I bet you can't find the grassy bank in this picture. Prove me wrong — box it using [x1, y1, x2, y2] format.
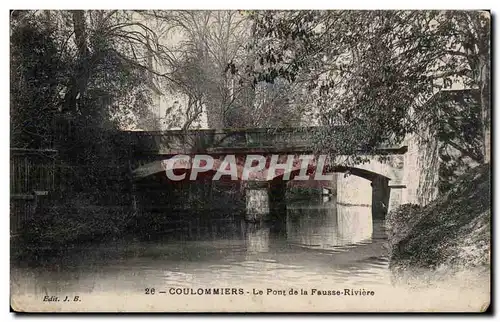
[12, 191, 246, 262]
[386, 163, 490, 276]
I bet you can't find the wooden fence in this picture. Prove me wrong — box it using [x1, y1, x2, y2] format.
[10, 148, 57, 236]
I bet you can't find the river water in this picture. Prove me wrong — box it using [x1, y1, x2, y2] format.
[11, 198, 392, 299]
[12, 195, 492, 312]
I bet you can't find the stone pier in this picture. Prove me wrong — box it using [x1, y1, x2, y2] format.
[244, 181, 270, 222]
[387, 183, 405, 214]
[371, 176, 390, 219]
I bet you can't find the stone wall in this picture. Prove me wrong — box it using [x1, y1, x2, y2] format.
[401, 126, 440, 206]
[402, 89, 482, 207]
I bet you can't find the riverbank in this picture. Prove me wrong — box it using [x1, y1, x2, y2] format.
[11, 197, 246, 264]
[386, 163, 491, 279]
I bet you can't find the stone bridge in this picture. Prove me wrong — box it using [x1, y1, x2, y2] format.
[119, 127, 411, 220]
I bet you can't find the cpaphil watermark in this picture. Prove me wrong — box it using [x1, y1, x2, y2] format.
[161, 154, 334, 181]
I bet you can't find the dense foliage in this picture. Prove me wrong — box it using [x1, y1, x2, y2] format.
[248, 10, 490, 163]
[10, 11, 162, 250]
[11, 11, 160, 189]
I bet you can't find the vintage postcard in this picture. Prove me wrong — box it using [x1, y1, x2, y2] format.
[10, 9, 491, 312]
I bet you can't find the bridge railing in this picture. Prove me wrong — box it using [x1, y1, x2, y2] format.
[122, 127, 406, 155]
[126, 127, 315, 154]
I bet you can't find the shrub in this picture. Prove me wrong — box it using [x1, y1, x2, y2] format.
[385, 203, 423, 247]
[17, 194, 135, 251]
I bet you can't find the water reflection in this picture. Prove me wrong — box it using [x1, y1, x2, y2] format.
[244, 224, 270, 253]
[286, 200, 373, 250]
[286, 202, 339, 249]
[337, 203, 373, 245]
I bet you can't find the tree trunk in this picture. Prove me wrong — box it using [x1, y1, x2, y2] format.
[64, 10, 90, 114]
[480, 58, 490, 164]
[473, 12, 491, 164]
[206, 103, 225, 129]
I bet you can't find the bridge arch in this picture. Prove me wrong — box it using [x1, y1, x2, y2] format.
[270, 166, 394, 219]
[131, 154, 405, 219]
[132, 154, 403, 183]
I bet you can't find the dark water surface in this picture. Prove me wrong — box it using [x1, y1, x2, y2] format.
[11, 199, 391, 297]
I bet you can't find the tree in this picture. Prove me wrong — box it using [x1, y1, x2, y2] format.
[136, 107, 162, 131]
[150, 10, 304, 130]
[11, 10, 186, 137]
[10, 12, 69, 148]
[10, 10, 183, 194]
[151, 10, 250, 129]
[249, 10, 491, 164]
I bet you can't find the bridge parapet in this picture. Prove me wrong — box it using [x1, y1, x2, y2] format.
[123, 128, 313, 155]
[122, 127, 405, 156]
